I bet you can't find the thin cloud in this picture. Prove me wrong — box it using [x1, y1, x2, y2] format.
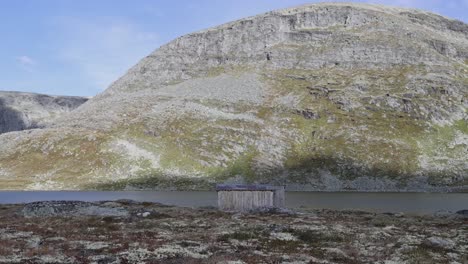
[52, 17, 159, 91]
[17, 55, 36, 66]
[16, 55, 37, 73]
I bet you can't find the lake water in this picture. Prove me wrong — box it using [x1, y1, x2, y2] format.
[0, 191, 466, 214]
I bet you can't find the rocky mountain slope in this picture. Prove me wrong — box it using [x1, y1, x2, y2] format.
[0, 91, 88, 134]
[0, 3, 466, 191]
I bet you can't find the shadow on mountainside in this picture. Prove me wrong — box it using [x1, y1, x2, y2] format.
[87, 154, 467, 191]
[0, 98, 29, 134]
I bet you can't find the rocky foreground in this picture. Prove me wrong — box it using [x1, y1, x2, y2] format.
[0, 201, 466, 263]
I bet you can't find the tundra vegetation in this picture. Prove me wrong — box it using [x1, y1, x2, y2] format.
[0, 201, 466, 263]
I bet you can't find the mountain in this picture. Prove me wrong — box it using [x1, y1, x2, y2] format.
[0, 91, 88, 134]
[0, 3, 466, 191]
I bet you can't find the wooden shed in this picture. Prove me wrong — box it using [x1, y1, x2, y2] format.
[216, 184, 285, 211]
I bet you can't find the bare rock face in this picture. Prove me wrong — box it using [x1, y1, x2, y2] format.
[102, 3, 467, 95]
[0, 91, 88, 134]
[0, 3, 466, 191]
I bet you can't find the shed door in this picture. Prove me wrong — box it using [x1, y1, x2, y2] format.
[218, 191, 274, 211]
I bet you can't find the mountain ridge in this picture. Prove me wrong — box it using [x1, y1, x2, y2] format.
[0, 2, 466, 191]
[0, 91, 88, 134]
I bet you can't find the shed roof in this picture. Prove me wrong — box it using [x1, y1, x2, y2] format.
[216, 184, 285, 191]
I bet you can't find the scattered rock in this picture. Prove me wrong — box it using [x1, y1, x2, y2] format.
[455, 209, 468, 215]
[434, 210, 454, 217]
[270, 232, 298, 241]
[324, 248, 350, 261]
[22, 201, 128, 217]
[84, 241, 110, 250]
[26, 237, 42, 248]
[142, 212, 151, 217]
[115, 199, 140, 205]
[295, 109, 320, 119]
[394, 212, 405, 218]
[423, 236, 456, 250]
[250, 207, 297, 215]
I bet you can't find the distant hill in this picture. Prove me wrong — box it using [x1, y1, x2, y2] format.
[0, 3, 466, 191]
[0, 91, 88, 134]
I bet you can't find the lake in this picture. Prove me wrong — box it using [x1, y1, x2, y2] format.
[0, 191, 466, 214]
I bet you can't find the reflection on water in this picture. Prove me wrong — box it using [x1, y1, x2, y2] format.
[286, 192, 467, 214]
[0, 191, 466, 214]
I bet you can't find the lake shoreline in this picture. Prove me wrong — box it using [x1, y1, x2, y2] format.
[0, 200, 466, 263]
[0, 191, 467, 215]
[2, 184, 467, 193]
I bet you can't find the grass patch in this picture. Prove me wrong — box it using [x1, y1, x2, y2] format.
[218, 232, 256, 242]
[91, 173, 215, 191]
[266, 239, 304, 253]
[291, 229, 345, 244]
[405, 244, 449, 264]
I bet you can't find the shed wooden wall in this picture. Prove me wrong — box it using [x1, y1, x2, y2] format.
[218, 191, 274, 211]
[273, 188, 285, 208]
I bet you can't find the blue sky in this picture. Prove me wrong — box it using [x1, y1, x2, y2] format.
[1, 0, 467, 96]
